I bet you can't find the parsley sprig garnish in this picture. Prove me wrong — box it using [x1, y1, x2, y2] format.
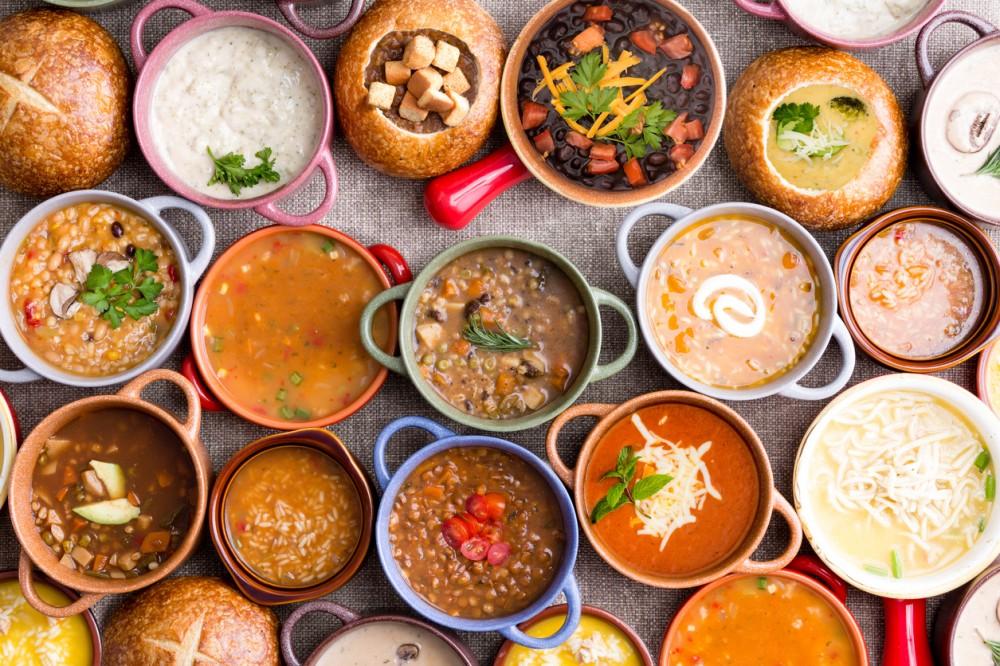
[773, 102, 821, 134]
[79, 249, 163, 329]
[773, 101, 848, 159]
[590, 446, 672, 523]
[609, 102, 678, 159]
[207, 146, 280, 197]
[461, 313, 534, 352]
[974, 145, 1000, 178]
[559, 52, 617, 123]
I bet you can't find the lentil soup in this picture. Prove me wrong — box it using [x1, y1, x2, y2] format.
[388, 446, 566, 619]
[10, 202, 181, 376]
[413, 248, 588, 420]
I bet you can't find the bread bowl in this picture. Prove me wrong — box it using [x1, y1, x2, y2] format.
[0, 10, 128, 197]
[334, 0, 505, 179]
[103, 577, 279, 665]
[724, 47, 906, 230]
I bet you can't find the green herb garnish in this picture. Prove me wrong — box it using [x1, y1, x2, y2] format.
[294, 407, 311, 420]
[980, 516, 988, 533]
[559, 52, 617, 123]
[79, 249, 163, 329]
[987, 474, 996, 502]
[609, 102, 678, 159]
[864, 564, 889, 576]
[289, 371, 304, 386]
[211, 337, 224, 353]
[975, 145, 1000, 178]
[982, 636, 1000, 665]
[757, 576, 768, 590]
[321, 239, 335, 254]
[207, 146, 280, 197]
[976, 448, 992, 472]
[890, 549, 902, 579]
[830, 96, 867, 118]
[279, 406, 294, 419]
[590, 446, 672, 524]
[462, 313, 534, 352]
[773, 102, 821, 134]
[276, 388, 287, 402]
[773, 102, 848, 159]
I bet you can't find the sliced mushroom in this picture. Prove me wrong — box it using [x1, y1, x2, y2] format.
[396, 644, 420, 663]
[946, 91, 1000, 153]
[67, 249, 97, 283]
[49, 283, 80, 319]
[96, 251, 130, 273]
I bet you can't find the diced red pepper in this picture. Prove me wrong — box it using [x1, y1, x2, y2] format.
[681, 64, 701, 90]
[670, 143, 696, 168]
[23, 300, 41, 328]
[532, 129, 556, 155]
[659, 33, 694, 59]
[589, 142, 617, 161]
[521, 101, 548, 130]
[665, 111, 689, 144]
[684, 118, 705, 140]
[623, 157, 648, 187]
[629, 29, 658, 55]
[167, 264, 179, 283]
[587, 159, 619, 174]
[582, 5, 613, 21]
[565, 130, 594, 150]
[571, 24, 605, 53]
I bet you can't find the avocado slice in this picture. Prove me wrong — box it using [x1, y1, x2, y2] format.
[88, 460, 126, 499]
[72, 498, 139, 525]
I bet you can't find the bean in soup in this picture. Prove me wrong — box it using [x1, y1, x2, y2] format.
[31, 408, 196, 579]
[414, 248, 588, 420]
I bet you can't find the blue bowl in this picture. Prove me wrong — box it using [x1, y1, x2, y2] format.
[374, 416, 582, 649]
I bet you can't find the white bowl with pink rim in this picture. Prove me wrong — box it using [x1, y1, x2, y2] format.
[130, 0, 338, 227]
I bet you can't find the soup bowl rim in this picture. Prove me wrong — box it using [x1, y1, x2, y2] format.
[978, 341, 999, 417]
[0, 390, 18, 512]
[933, 561, 1000, 664]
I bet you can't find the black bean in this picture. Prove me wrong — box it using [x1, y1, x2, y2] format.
[647, 152, 669, 166]
[110, 221, 123, 237]
[125, 244, 136, 258]
[556, 145, 575, 162]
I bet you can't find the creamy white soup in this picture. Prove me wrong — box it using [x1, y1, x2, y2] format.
[314, 622, 465, 666]
[150, 27, 324, 200]
[924, 42, 1000, 221]
[782, 0, 928, 40]
[953, 571, 1000, 664]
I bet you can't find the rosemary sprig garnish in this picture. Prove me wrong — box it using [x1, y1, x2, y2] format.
[975, 145, 1000, 178]
[980, 632, 1000, 665]
[461, 313, 534, 352]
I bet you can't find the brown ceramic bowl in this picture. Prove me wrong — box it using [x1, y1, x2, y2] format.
[492, 604, 653, 666]
[835, 205, 1000, 372]
[0, 569, 102, 664]
[979, 341, 1000, 416]
[208, 429, 373, 605]
[7, 369, 209, 617]
[546, 390, 802, 588]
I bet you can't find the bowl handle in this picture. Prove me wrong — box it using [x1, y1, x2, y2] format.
[778, 317, 856, 401]
[883, 598, 933, 666]
[785, 554, 848, 604]
[253, 148, 338, 227]
[732, 491, 803, 575]
[180, 355, 225, 412]
[916, 11, 998, 88]
[368, 244, 413, 285]
[118, 369, 203, 441]
[18, 551, 103, 617]
[374, 416, 455, 491]
[731, 0, 787, 20]
[424, 144, 533, 230]
[500, 577, 582, 649]
[0, 366, 41, 383]
[360, 283, 412, 375]
[591, 289, 638, 382]
[280, 600, 362, 666]
[545, 403, 615, 487]
[139, 196, 217, 281]
[615, 202, 694, 288]
[276, 0, 365, 40]
[130, 0, 212, 72]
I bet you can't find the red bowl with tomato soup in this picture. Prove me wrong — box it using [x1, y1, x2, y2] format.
[185, 225, 410, 430]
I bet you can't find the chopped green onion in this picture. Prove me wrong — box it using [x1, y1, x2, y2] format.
[276, 388, 287, 402]
[289, 371, 303, 386]
[890, 550, 902, 579]
[863, 564, 888, 576]
[279, 406, 294, 419]
[976, 449, 992, 472]
[211, 337, 224, 353]
[321, 239, 335, 254]
[980, 516, 988, 533]
[989, 474, 997, 502]
[756, 576, 767, 590]
[294, 407, 311, 420]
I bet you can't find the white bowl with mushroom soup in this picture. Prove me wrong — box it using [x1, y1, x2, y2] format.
[130, 0, 338, 226]
[794, 374, 1000, 599]
[915, 12, 1000, 226]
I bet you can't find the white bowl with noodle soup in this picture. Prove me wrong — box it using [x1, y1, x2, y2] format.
[794, 374, 1000, 599]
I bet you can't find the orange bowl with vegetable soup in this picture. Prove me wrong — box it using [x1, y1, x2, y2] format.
[186, 225, 410, 430]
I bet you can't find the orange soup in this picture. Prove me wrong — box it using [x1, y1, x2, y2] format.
[584, 403, 759, 577]
[202, 231, 392, 422]
[667, 574, 862, 665]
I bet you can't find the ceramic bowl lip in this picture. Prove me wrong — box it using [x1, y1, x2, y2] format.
[0, 391, 17, 512]
[978, 341, 999, 416]
[917, 32, 1000, 226]
[394, 236, 606, 433]
[793, 373, 1000, 600]
[770, 0, 945, 49]
[658, 567, 869, 665]
[559, 390, 778, 588]
[499, 0, 726, 209]
[189, 224, 397, 430]
[491, 603, 653, 666]
[936, 561, 1000, 660]
[131, 9, 334, 210]
[0, 569, 103, 665]
[375, 433, 579, 633]
[834, 205, 1000, 372]
[8, 387, 209, 595]
[0, 190, 200, 388]
[631, 201, 839, 400]
[208, 428, 374, 605]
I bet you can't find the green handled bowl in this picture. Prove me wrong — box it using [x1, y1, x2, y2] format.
[359, 236, 637, 432]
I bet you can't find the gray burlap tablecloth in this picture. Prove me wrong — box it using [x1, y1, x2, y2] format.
[1, 0, 998, 663]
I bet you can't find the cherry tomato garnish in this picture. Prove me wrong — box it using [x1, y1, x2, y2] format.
[483, 493, 506, 519]
[458, 512, 483, 535]
[460, 537, 490, 561]
[487, 542, 512, 566]
[441, 516, 471, 549]
[480, 519, 503, 544]
[465, 493, 489, 521]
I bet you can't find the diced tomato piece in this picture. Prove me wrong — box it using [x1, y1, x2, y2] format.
[460, 537, 491, 561]
[629, 29, 658, 55]
[487, 542, 512, 566]
[565, 130, 594, 150]
[466, 494, 489, 521]
[167, 264, 179, 283]
[483, 492, 506, 519]
[665, 111, 689, 144]
[442, 516, 471, 549]
[623, 157, 648, 187]
[659, 33, 693, 59]
[571, 24, 605, 53]
[480, 519, 504, 543]
[681, 64, 701, 90]
[684, 118, 705, 140]
[459, 511, 484, 535]
[23, 300, 41, 328]
[587, 159, 619, 174]
[532, 129, 556, 155]
[670, 143, 696, 168]
[582, 5, 613, 21]
[521, 101, 548, 130]
[589, 142, 617, 161]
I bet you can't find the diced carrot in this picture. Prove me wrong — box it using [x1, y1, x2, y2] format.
[571, 24, 605, 53]
[623, 157, 648, 187]
[467, 278, 485, 298]
[670, 143, 696, 168]
[589, 142, 617, 161]
[127, 490, 141, 507]
[424, 484, 445, 500]
[587, 159, 619, 174]
[665, 111, 689, 144]
[140, 530, 171, 554]
[61, 466, 77, 486]
[91, 553, 108, 572]
[157, 470, 174, 488]
[72, 518, 88, 532]
[684, 118, 705, 140]
[550, 365, 571, 391]
[681, 64, 701, 90]
[495, 372, 517, 398]
[533, 129, 556, 155]
[478, 309, 498, 326]
[451, 339, 471, 356]
[583, 5, 613, 21]
[442, 280, 458, 298]
[659, 33, 693, 59]
[56, 485, 70, 502]
[565, 130, 594, 150]
[521, 101, 548, 130]
[629, 29, 658, 55]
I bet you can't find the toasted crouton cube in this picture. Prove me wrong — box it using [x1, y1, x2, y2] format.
[384, 60, 411, 86]
[407, 67, 444, 99]
[399, 91, 429, 122]
[418, 88, 455, 113]
[443, 90, 470, 127]
[442, 68, 470, 95]
[402, 35, 435, 69]
[432, 40, 461, 72]
[366, 81, 397, 110]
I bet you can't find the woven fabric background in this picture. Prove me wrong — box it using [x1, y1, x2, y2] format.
[0, 0, 998, 663]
